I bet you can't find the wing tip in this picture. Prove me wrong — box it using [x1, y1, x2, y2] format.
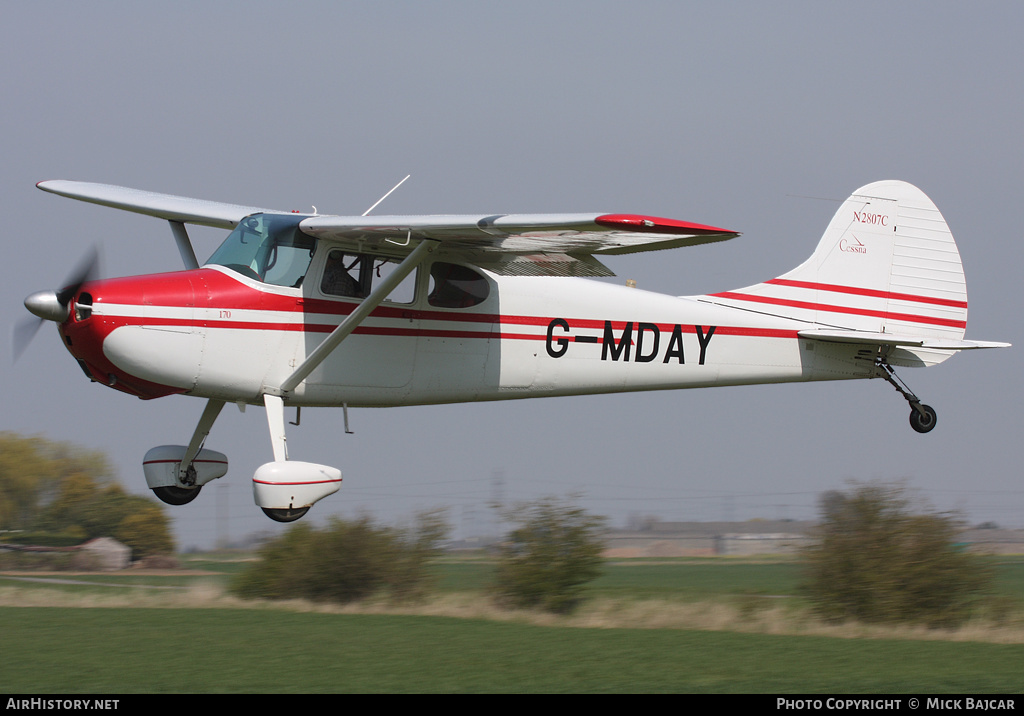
[595, 213, 737, 236]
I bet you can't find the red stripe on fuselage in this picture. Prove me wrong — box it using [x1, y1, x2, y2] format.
[95, 312, 800, 343]
[84, 268, 806, 348]
[709, 291, 967, 329]
[765, 278, 968, 309]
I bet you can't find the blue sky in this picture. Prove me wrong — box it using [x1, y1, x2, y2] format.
[3, 2, 1021, 548]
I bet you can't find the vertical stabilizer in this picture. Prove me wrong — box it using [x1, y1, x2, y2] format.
[705, 180, 968, 342]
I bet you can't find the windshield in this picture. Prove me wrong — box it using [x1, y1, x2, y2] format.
[205, 213, 317, 288]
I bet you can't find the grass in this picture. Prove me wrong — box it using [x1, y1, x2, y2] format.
[431, 555, 803, 597]
[993, 556, 1024, 594]
[1, 607, 1023, 693]
[1, 554, 1023, 692]
[591, 559, 802, 600]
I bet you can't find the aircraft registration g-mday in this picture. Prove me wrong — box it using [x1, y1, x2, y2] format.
[20, 179, 1010, 522]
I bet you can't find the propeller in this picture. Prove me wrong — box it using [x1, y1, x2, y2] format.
[13, 247, 100, 361]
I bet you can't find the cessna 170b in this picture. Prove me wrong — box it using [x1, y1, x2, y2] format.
[19, 179, 1009, 522]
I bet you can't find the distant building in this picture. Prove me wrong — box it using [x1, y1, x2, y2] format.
[604, 520, 815, 557]
[604, 520, 1024, 557]
[78, 537, 131, 571]
[960, 527, 1024, 555]
[0, 537, 131, 571]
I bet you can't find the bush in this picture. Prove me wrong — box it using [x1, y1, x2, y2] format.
[801, 483, 992, 627]
[0, 549, 77, 571]
[492, 497, 606, 614]
[116, 506, 174, 560]
[231, 510, 448, 604]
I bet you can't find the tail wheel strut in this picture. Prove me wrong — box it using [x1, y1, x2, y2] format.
[876, 360, 937, 434]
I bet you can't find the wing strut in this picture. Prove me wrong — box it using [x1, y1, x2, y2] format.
[169, 221, 200, 270]
[275, 238, 437, 395]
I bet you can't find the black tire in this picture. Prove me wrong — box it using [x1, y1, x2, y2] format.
[262, 506, 310, 523]
[909, 404, 937, 434]
[153, 485, 202, 505]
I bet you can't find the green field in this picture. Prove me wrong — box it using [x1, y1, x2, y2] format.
[3, 607, 1024, 693]
[428, 555, 805, 596]
[1, 556, 1022, 693]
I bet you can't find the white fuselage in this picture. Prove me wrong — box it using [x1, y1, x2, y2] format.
[66, 262, 872, 408]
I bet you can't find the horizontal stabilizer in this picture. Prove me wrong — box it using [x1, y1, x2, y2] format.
[917, 339, 1011, 350]
[798, 329, 925, 347]
[799, 329, 1010, 351]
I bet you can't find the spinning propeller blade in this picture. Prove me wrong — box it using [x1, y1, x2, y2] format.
[55, 246, 100, 307]
[14, 247, 100, 361]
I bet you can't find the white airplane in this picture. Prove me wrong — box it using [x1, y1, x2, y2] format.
[20, 179, 1009, 522]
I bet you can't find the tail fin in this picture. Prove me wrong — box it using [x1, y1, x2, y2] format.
[707, 180, 969, 343]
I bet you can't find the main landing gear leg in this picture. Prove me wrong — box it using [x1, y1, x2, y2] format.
[876, 360, 937, 434]
[254, 395, 341, 523]
[260, 394, 307, 523]
[179, 399, 226, 482]
[147, 398, 228, 506]
[250, 242, 435, 525]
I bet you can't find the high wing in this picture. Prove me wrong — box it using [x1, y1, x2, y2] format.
[37, 180, 739, 277]
[37, 180, 270, 229]
[299, 213, 737, 277]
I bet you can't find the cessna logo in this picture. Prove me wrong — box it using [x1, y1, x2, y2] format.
[546, 319, 716, 365]
[839, 235, 867, 254]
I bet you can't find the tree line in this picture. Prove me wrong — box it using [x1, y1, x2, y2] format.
[1, 433, 996, 625]
[0, 433, 174, 560]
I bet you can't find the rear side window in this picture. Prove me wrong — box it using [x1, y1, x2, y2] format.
[428, 263, 489, 308]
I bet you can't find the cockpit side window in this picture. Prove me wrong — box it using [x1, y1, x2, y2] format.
[427, 263, 489, 308]
[321, 251, 367, 298]
[320, 250, 417, 304]
[205, 213, 317, 288]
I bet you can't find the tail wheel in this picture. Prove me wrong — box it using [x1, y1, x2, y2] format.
[909, 404, 937, 434]
[153, 485, 202, 505]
